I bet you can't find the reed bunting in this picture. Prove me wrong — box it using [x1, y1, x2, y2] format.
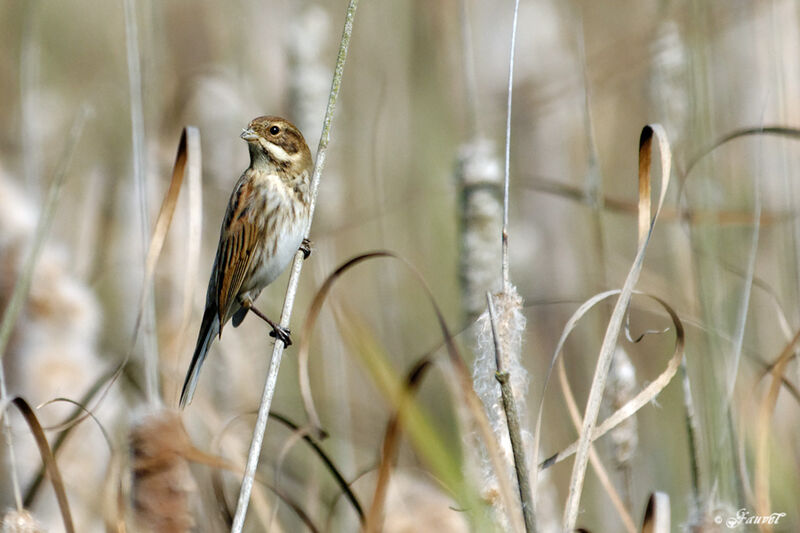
[179, 116, 313, 407]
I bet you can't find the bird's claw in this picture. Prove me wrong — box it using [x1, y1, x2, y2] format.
[300, 238, 312, 260]
[269, 325, 293, 347]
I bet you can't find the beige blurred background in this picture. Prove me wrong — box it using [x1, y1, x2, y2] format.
[1, 1, 799, 531]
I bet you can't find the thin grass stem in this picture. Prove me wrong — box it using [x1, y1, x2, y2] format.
[501, 0, 520, 289]
[459, 0, 480, 138]
[230, 1, 360, 530]
[123, 0, 159, 405]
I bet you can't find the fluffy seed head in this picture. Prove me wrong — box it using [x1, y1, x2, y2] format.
[1, 510, 43, 533]
[130, 411, 197, 533]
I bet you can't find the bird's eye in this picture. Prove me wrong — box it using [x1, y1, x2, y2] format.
[269, 125, 280, 135]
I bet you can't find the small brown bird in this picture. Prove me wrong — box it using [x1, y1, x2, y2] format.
[179, 116, 313, 408]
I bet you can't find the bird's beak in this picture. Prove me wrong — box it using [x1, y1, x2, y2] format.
[240, 128, 259, 142]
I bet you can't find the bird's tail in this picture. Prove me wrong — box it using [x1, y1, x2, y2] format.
[179, 308, 220, 408]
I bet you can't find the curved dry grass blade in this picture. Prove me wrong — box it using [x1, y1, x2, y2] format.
[139, 126, 199, 362]
[684, 126, 800, 179]
[724, 127, 762, 407]
[556, 354, 636, 533]
[540, 290, 682, 532]
[35, 398, 119, 512]
[195, 436, 321, 533]
[25, 365, 116, 505]
[209, 411, 365, 528]
[3, 398, 75, 533]
[298, 252, 388, 432]
[37, 398, 114, 454]
[521, 176, 795, 226]
[365, 357, 432, 533]
[297, 251, 521, 531]
[754, 328, 800, 523]
[35, 399, 117, 528]
[174, 128, 203, 388]
[561, 124, 672, 531]
[104, 452, 126, 533]
[324, 462, 380, 530]
[531, 290, 619, 491]
[270, 412, 365, 523]
[540, 291, 684, 470]
[263, 482, 321, 533]
[270, 423, 316, 530]
[209, 465, 322, 533]
[641, 492, 670, 533]
[334, 310, 470, 510]
[49, 127, 198, 432]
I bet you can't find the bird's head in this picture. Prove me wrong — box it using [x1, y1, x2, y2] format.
[241, 116, 312, 173]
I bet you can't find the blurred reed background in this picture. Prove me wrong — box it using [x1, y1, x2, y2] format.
[1, 0, 799, 531]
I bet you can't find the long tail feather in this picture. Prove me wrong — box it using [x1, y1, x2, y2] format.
[179, 308, 220, 408]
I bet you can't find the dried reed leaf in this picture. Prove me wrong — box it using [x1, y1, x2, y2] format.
[532, 289, 683, 532]
[259, 484, 320, 533]
[543, 124, 672, 531]
[557, 352, 636, 533]
[522, 176, 795, 226]
[641, 492, 670, 533]
[365, 357, 432, 533]
[175, 129, 203, 379]
[48, 127, 199, 433]
[532, 289, 616, 482]
[754, 329, 800, 525]
[137, 127, 201, 361]
[103, 452, 126, 533]
[0, 397, 75, 533]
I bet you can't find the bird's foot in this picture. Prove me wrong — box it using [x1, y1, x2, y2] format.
[242, 299, 292, 347]
[300, 238, 312, 260]
[269, 325, 293, 347]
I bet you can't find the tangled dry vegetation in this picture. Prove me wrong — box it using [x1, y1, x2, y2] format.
[1, 1, 800, 532]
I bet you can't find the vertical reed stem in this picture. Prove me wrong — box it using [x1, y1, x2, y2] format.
[230, 2, 359, 530]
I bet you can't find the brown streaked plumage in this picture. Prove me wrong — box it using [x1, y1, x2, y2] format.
[179, 116, 312, 408]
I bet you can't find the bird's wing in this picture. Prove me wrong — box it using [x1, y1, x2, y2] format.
[214, 179, 262, 328]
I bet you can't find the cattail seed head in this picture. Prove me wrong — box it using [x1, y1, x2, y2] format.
[129, 410, 197, 533]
